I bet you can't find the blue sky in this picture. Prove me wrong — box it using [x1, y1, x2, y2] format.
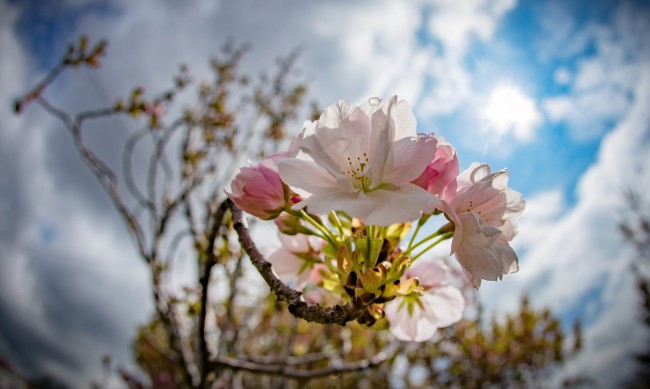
[1, 0, 649, 387]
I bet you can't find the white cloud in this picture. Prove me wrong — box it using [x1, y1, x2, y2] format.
[543, 87, 631, 140]
[428, 0, 516, 57]
[553, 67, 572, 85]
[482, 62, 650, 386]
[418, 0, 518, 119]
[511, 190, 565, 253]
[540, 3, 650, 141]
[534, 1, 588, 62]
[0, 17, 152, 378]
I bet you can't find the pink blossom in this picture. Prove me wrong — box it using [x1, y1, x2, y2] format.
[439, 163, 525, 288]
[411, 135, 459, 197]
[444, 163, 525, 227]
[267, 233, 326, 289]
[384, 259, 464, 342]
[276, 96, 439, 226]
[227, 157, 289, 220]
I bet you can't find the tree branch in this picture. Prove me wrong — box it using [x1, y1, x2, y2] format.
[34, 95, 197, 388]
[208, 343, 396, 379]
[35, 96, 150, 262]
[122, 129, 155, 212]
[149, 267, 197, 387]
[229, 199, 367, 325]
[199, 200, 230, 387]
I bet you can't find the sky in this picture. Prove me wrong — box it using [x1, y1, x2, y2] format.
[1, 0, 649, 387]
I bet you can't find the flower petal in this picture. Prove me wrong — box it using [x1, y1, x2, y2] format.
[383, 135, 438, 185]
[389, 98, 418, 140]
[405, 259, 451, 288]
[366, 97, 396, 185]
[278, 233, 310, 253]
[363, 184, 439, 226]
[301, 100, 373, 178]
[268, 248, 303, 282]
[453, 212, 504, 288]
[385, 300, 437, 342]
[277, 158, 351, 194]
[294, 189, 376, 218]
[421, 285, 465, 328]
[361, 96, 417, 140]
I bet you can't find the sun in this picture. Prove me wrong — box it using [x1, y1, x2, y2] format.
[483, 85, 541, 141]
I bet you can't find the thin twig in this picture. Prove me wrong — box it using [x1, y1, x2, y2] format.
[122, 128, 154, 211]
[35, 96, 150, 261]
[15, 61, 67, 113]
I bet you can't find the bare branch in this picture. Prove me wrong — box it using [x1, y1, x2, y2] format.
[146, 123, 175, 222]
[222, 253, 245, 354]
[150, 266, 197, 387]
[208, 343, 396, 379]
[245, 352, 331, 366]
[34, 95, 197, 388]
[35, 96, 151, 262]
[198, 200, 230, 386]
[122, 129, 154, 211]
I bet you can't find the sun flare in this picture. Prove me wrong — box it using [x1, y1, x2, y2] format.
[483, 85, 541, 141]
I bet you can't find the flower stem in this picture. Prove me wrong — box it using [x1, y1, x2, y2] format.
[403, 222, 454, 257]
[330, 211, 352, 254]
[300, 210, 336, 247]
[330, 211, 344, 235]
[407, 215, 429, 251]
[409, 232, 454, 262]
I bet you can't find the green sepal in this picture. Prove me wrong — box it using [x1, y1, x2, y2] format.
[336, 246, 352, 276]
[367, 237, 383, 268]
[323, 243, 338, 261]
[384, 222, 411, 250]
[359, 266, 387, 294]
[355, 236, 384, 270]
[275, 213, 313, 235]
[398, 277, 420, 296]
[387, 254, 410, 282]
[355, 236, 369, 265]
[381, 279, 401, 299]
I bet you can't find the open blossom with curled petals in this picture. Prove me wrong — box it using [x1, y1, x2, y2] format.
[445, 162, 525, 227]
[440, 206, 519, 288]
[439, 163, 525, 288]
[267, 233, 326, 289]
[385, 259, 464, 342]
[227, 157, 289, 220]
[411, 135, 459, 197]
[276, 96, 440, 226]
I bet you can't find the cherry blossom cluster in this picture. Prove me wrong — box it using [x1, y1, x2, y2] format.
[227, 96, 525, 342]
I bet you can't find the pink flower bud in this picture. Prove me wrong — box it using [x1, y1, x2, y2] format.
[411, 135, 459, 197]
[227, 158, 288, 220]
